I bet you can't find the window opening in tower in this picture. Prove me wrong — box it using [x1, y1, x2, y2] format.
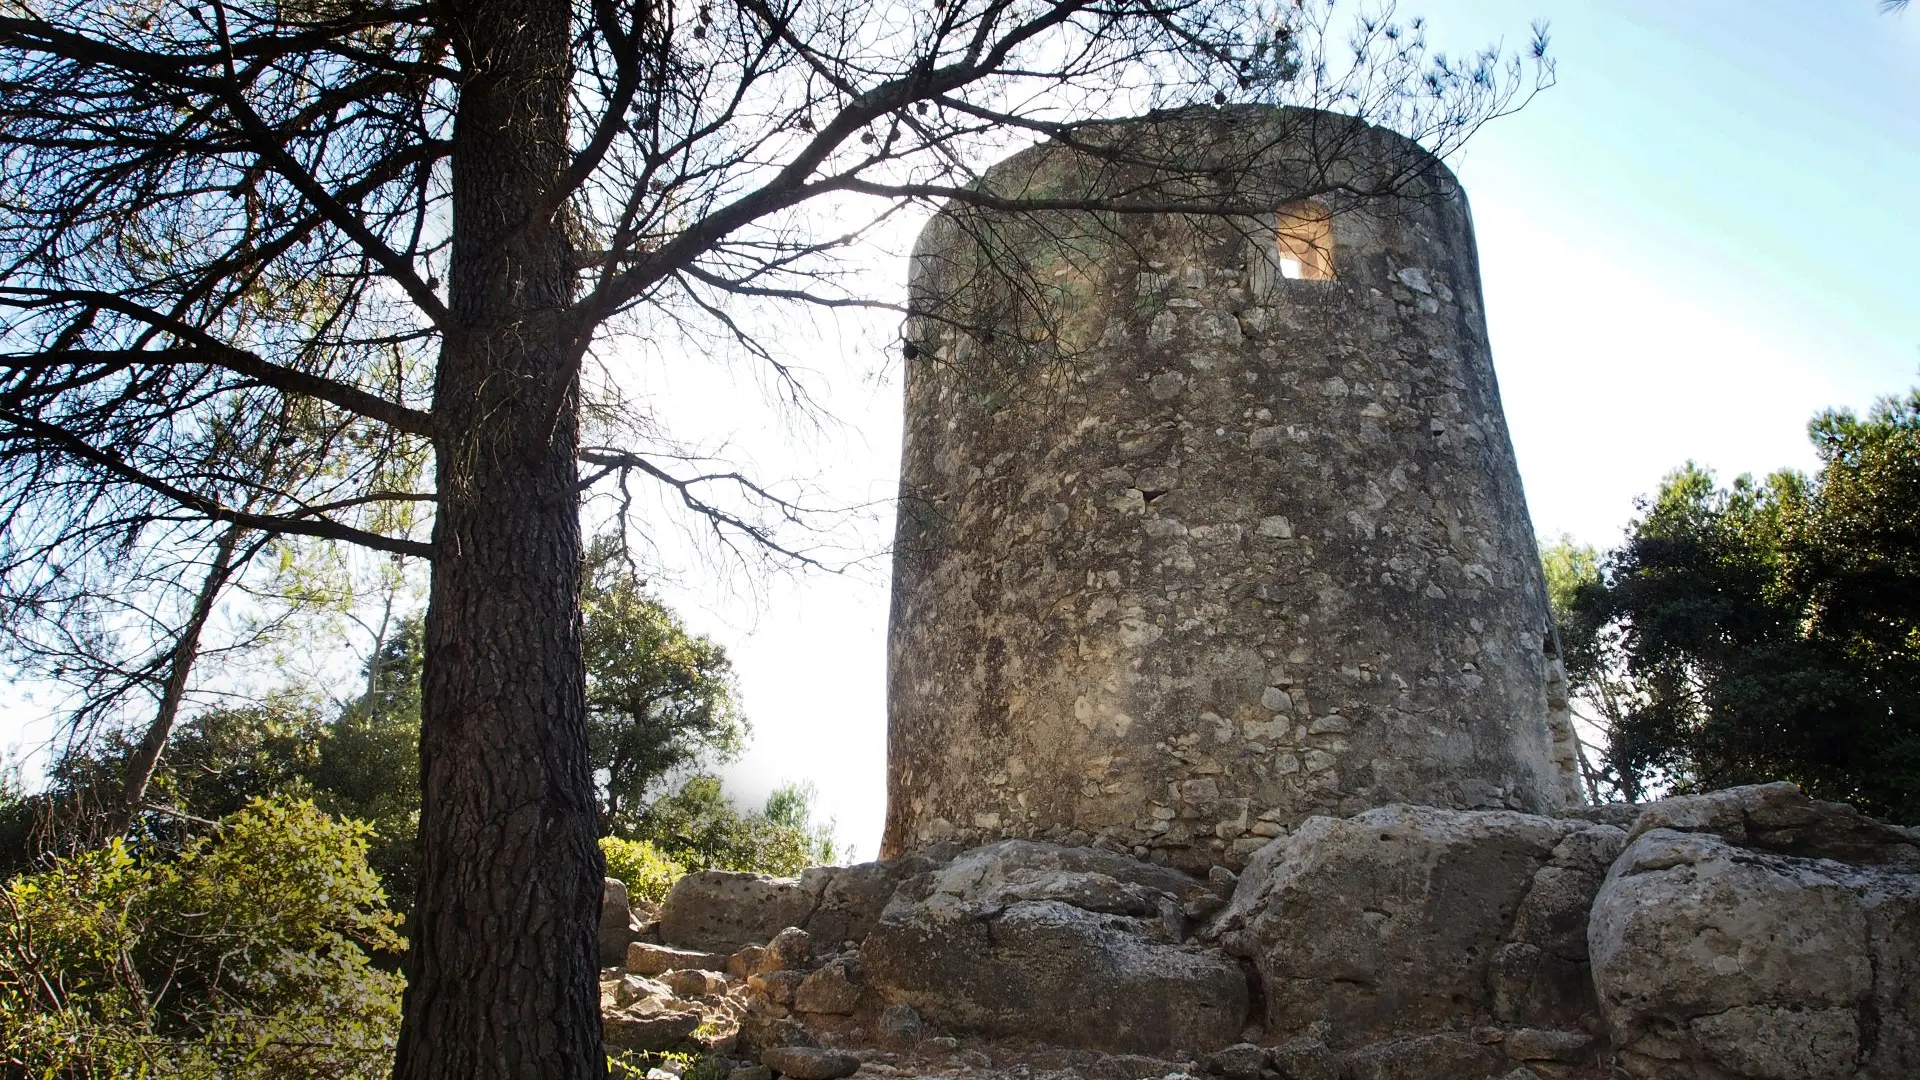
[1276, 201, 1335, 280]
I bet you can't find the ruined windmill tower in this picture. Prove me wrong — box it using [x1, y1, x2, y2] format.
[883, 107, 1582, 871]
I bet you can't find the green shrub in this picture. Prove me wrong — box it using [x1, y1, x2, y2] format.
[623, 776, 840, 880]
[599, 836, 685, 905]
[0, 798, 404, 1079]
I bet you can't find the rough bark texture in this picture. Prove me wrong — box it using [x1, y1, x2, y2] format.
[395, 0, 605, 1076]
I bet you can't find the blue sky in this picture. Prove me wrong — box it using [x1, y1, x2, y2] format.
[5, 2, 1916, 856]
[1426, 0, 1919, 543]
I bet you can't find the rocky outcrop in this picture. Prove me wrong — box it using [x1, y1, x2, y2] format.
[660, 871, 821, 954]
[628, 941, 730, 976]
[602, 877, 642, 967]
[1212, 804, 1618, 1043]
[1589, 786, 1920, 1080]
[862, 840, 1247, 1054]
[801, 850, 956, 948]
[657, 850, 958, 955]
[1491, 821, 1625, 1027]
[601, 783, 1914, 1080]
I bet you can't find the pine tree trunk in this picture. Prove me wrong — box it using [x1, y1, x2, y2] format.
[395, 0, 605, 1075]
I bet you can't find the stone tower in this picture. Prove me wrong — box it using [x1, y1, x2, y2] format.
[884, 107, 1581, 871]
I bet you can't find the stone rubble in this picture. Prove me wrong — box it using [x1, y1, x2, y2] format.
[601, 784, 1916, 1080]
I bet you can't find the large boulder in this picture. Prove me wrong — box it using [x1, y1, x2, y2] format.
[1213, 804, 1616, 1043]
[1589, 785, 1920, 1080]
[862, 840, 1248, 1054]
[801, 849, 955, 947]
[602, 877, 640, 967]
[658, 851, 959, 954]
[1489, 820, 1625, 1026]
[660, 871, 821, 953]
[1624, 781, 1920, 868]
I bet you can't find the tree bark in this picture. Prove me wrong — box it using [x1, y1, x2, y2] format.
[395, 0, 604, 1076]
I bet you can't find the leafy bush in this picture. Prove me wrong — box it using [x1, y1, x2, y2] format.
[0, 798, 404, 1079]
[627, 776, 840, 879]
[599, 836, 685, 905]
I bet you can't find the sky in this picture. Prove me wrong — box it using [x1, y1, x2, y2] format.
[4, 1, 1917, 861]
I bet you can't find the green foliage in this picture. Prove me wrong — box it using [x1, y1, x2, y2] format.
[582, 537, 746, 833]
[0, 760, 33, 878]
[305, 623, 424, 911]
[1540, 534, 1601, 627]
[627, 776, 839, 878]
[598, 836, 685, 905]
[0, 798, 403, 1079]
[147, 695, 327, 822]
[11, 540, 815, 912]
[1554, 389, 1920, 820]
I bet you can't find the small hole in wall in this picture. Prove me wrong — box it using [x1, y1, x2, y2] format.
[1276, 201, 1334, 280]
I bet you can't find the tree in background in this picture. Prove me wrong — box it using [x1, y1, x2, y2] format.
[599, 778, 841, 904]
[583, 537, 745, 833]
[1548, 389, 1920, 821]
[626, 775, 837, 875]
[8, 556, 771, 909]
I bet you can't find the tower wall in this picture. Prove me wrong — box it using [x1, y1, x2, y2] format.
[884, 108, 1579, 870]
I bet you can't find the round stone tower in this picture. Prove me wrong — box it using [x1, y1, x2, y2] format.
[884, 107, 1580, 870]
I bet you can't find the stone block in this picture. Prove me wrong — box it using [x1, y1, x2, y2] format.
[1590, 789, 1920, 1080]
[758, 1047, 860, 1080]
[1214, 805, 1575, 1042]
[660, 871, 819, 953]
[627, 941, 728, 976]
[863, 840, 1247, 1054]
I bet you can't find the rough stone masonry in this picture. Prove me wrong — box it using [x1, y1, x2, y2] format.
[884, 106, 1583, 869]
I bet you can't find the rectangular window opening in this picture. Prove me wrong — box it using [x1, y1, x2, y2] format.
[1277, 201, 1335, 281]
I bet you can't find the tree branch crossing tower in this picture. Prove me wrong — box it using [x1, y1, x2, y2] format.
[884, 108, 1582, 870]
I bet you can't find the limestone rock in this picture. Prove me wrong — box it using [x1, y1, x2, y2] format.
[1626, 782, 1920, 868]
[628, 941, 729, 976]
[661, 870, 819, 952]
[602, 877, 639, 967]
[603, 1003, 705, 1053]
[748, 969, 807, 1010]
[1199, 1042, 1266, 1080]
[1590, 786, 1920, 1080]
[661, 967, 728, 999]
[876, 1003, 923, 1048]
[729, 1068, 774, 1080]
[794, 960, 861, 1015]
[758, 1047, 860, 1080]
[1490, 823, 1624, 1026]
[1341, 1033, 1502, 1080]
[763, 926, 812, 973]
[1266, 1038, 1337, 1080]
[729, 945, 766, 978]
[863, 840, 1248, 1054]
[801, 850, 955, 946]
[1496, 1028, 1593, 1065]
[736, 1014, 819, 1057]
[1214, 805, 1580, 1042]
[613, 974, 673, 1007]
